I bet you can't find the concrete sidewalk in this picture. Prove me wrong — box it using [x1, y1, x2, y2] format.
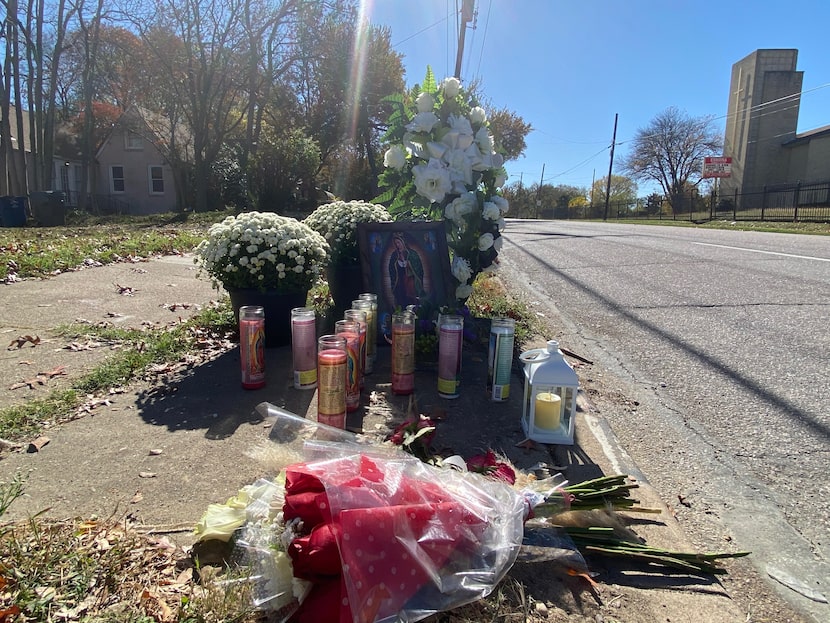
[0, 254, 753, 623]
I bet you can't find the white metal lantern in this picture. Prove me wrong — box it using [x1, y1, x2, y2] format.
[520, 340, 579, 445]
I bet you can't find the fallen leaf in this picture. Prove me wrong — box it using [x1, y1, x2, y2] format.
[139, 471, 157, 478]
[27, 436, 51, 453]
[131, 491, 144, 504]
[43, 365, 66, 378]
[149, 448, 163, 456]
[7, 335, 41, 350]
[114, 283, 137, 296]
[0, 605, 22, 622]
[515, 438, 539, 450]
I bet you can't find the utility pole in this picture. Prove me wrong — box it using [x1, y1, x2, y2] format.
[454, 0, 475, 79]
[603, 113, 618, 221]
[535, 164, 545, 219]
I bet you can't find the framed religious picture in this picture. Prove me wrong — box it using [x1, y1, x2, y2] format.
[357, 221, 454, 343]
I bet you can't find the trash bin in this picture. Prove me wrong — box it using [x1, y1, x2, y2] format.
[30, 191, 65, 227]
[0, 196, 28, 227]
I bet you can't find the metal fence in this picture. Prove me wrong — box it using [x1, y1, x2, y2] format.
[579, 180, 830, 223]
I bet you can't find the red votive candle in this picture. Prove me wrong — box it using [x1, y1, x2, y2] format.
[239, 305, 265, 389]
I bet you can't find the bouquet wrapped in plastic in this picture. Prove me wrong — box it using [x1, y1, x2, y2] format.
[220, 404, 526, 623]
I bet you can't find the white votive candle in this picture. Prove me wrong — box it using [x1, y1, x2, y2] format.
[534, 392, 562, 430]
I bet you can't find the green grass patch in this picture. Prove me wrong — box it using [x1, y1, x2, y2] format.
[467, 272, 542, 348]
[0, 210, 239, 281]
[0, 302, 236, 442]
[599, 217, 830, 235]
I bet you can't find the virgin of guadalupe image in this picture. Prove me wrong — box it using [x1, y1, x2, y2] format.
[388, 232, 426, 308]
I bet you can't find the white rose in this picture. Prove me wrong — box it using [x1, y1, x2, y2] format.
[451, 192, 477, 219]
[445, 114, 474, 150]
[494, 236, 504, 251]
[475, 126, 494, 153]
[427, 142, 447, 159]
[416, 92, 435, 112]
[383, 145, 407, 169]
[451, 256, 472, 283]
[490, 195, 509, 215]
[495, 170, 507, 188]
[442, 76, 461, 98]
[478, 233, 494, 251]
[482, 201, 500, 221]
[406, 111, 440, 133]
[442, 148, 473, 190]
[411, 159, 452, 204]
[469, 106, 487, 125]
[456, 283, 473, 299]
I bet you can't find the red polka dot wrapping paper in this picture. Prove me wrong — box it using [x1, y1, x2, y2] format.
[285, 453, 526, 623]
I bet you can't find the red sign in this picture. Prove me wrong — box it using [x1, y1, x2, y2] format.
[703, 156, 732, 178]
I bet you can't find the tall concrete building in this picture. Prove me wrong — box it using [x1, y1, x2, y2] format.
[721, 49, 830, 205]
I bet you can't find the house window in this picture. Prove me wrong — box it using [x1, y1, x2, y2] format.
[149, 166, 164, 194]
[60, 164, 70, 192]
[125, 131, 143, 150]
[111, 165, 125, 193]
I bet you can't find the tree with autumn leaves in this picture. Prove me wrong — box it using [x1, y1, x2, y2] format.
[1, 0, 530, 213]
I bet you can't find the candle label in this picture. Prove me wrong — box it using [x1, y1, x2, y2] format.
[342, 333, 361, 411]
[318, 357, 346, 418]
[438, 325, 462, 398]
[391, 324, 415, 394]
[392, 326, 415, 374]
[487, 327, 514, 401]
[240, 318, 265, 389]
[292, 318, 317, 390]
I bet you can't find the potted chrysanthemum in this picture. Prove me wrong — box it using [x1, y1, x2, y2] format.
[304, 200, 392, 313]
[194, 211, 329, 346]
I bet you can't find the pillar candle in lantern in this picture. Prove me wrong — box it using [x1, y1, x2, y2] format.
[534, 392, 562, 430]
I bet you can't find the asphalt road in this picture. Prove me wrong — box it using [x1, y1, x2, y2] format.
[499, 219, 830, 621]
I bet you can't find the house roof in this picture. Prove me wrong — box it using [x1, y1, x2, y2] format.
[783, 123, 830, 147]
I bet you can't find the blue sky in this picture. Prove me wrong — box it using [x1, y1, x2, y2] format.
[366, 0, 830, 197]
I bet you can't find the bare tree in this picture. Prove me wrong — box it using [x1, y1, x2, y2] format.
[621, 106, 722, 214]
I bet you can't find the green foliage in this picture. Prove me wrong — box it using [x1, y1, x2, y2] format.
[0, 472, 27, 519]
[0, 220, 209, 280]
[0, 301, 236, 442]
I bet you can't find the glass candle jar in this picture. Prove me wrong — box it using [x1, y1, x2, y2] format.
[291, 307, 317, 390]
[353, 296, 377, 374]
[239, 305, 265, 389]
[344, 309, 367, 389]
[391, 310, 415, 395]
[335, 319, 361, 412]
[317, 335, 347, 428]
[438, 314, 463, 399]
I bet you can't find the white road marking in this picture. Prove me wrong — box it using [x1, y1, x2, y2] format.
[693, 242, 830, 262]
